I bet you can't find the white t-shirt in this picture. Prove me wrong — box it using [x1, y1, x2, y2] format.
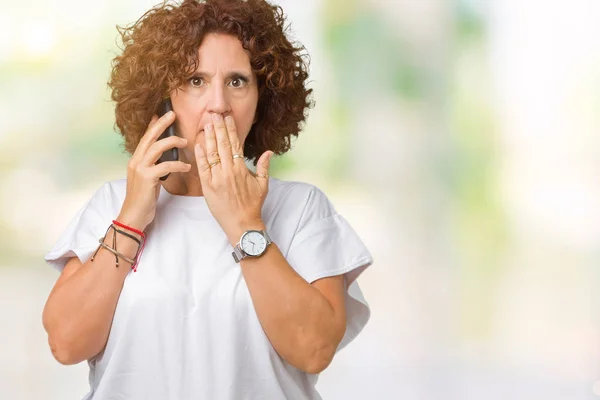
[45, 177, 373, 400]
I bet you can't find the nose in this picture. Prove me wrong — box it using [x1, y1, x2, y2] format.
[206, 82, 231, 117]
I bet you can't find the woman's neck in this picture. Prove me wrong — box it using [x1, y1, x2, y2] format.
[161, 170, 204, 197]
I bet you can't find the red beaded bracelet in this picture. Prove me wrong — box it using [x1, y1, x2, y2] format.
[112, 219, 147, 272]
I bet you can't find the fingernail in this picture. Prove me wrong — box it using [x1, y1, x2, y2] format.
[167, 110, 174, 117]
[212, 114, 222, 121]
[225, 116, 233, 124]
[205, 123, 213, 132]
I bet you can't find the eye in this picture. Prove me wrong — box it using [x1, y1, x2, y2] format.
[189, 77, 205, 88]
[229, 77, 247, 88]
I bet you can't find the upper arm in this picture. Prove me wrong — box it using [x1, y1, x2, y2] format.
[311, 275, 347, 342]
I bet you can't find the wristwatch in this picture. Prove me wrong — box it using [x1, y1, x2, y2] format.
[232, 229, 272, 263]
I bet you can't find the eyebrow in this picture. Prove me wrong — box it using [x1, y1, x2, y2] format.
[190, 70, 253, 80]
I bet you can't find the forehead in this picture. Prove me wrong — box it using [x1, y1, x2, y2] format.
[195, 33, 252, 71]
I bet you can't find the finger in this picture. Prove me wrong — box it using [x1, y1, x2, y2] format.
[212, 113, 233, 168]
[133, 111, 176, 161]
[148, 114, 159, 129]
[255, 151, 273, 188]
[204, 122, 220, 166]
[149, 161, 192, 178]
[142, 136, 188, 166]
[224, 116, 243, 158]
[194, 143, 212, 183]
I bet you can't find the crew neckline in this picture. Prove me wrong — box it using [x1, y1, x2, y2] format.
[157, 177, 277, 209]
[159, 184, 208, 209]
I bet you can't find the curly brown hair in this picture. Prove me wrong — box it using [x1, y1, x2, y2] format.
[108, 0, 313, 165]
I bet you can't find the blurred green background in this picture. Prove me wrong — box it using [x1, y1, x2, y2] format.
[1, 0, 600, 399]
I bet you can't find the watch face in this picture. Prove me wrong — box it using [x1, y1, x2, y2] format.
[240, 231, 267, 256]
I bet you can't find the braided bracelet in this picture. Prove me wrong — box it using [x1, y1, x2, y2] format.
[91, 223, 145, 270]
[98, 240, 136, 265]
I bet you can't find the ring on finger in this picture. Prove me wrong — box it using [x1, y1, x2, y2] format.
[257, 173, 268, 179]
[232, 154, 244, 160]
[209, 158, 221, 168]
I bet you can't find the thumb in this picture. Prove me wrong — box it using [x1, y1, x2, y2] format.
[256, 151, 273, 179]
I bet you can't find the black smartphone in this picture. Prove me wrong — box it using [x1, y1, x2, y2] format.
[156, 98, 179, 181]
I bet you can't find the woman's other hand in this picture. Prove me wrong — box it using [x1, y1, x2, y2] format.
[118, 111, 191, 231]
[194, 113, 273, 244]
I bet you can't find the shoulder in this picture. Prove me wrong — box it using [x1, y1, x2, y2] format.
[266, 177, 337, 224]
[268, 176, 331, 203]
[100, 178, 128, 206]
[268, 177, 316, 199]
[104, 178, 127, 198]
[83, 178, 127, 213]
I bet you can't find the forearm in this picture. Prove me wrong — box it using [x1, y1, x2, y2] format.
[43, 221, 141, 364]
[236, 228, 345, 373]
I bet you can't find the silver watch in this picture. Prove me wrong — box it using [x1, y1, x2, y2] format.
[232, 229, 272, 263]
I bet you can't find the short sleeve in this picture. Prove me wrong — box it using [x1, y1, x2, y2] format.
[285, 186, 373, 352]
[44, 183, 113, 273]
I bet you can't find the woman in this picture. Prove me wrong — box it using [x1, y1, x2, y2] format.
[42, 0, 373, 399]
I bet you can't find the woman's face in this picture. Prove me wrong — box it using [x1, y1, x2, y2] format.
[170, 33, 259, 163]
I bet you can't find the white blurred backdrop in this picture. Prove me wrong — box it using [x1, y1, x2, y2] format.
[1, 0, 599, 399]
